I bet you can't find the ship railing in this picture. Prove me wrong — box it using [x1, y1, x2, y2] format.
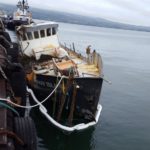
[61, 43, 103, 74]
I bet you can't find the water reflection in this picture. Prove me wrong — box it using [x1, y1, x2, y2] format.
[31, 109, 96, 150]
[28, 23, 150, 150]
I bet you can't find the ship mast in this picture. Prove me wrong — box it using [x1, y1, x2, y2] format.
[22, 0, 25, 13]
[16, 0, 29, 14]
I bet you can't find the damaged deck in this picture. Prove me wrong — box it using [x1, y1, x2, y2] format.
[30, 47, 102, 78]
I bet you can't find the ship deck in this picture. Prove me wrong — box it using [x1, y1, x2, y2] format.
[33, 49, 101, 78]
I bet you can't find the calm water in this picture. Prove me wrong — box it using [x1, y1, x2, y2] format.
[31, 23, 150, 150]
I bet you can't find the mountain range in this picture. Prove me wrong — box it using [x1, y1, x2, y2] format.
[1, 3, 150, 32]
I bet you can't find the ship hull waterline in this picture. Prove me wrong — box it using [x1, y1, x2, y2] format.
[27, 74, 103, 132]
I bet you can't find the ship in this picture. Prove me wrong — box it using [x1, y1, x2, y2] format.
[7, 0, 33, 30]
[0, 10, 7, 21]
[16, 20, 104, 132]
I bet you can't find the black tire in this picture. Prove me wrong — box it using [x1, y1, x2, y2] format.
[0, 31, 11, 49]
[14, 117, 37, 150]
[7, 43, 19, 63]
[7, 22, 15, 30]
[10, 69, 26, 117]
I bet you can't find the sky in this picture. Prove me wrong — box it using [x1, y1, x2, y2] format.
[1, 0, 150, 26]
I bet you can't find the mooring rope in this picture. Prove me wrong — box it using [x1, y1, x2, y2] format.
[0, 76, 64, 109]
[0, 129, 25, 146]
[0, 66, 7, 79]
[0, 101, 20, 116]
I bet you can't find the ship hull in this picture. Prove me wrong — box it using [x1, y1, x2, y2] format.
[7, 20, 30, 30]
[28, 74, 103, 128]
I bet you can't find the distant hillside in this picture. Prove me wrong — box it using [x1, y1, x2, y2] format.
[1, 3, 150, 32]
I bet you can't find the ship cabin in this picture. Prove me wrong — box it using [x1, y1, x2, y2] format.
[17, 22, 60, 59]
[17, 21, 102, 78]
[13, 0, 32, 25]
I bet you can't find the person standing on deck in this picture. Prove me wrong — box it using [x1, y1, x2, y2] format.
[86, 45, 91, 64]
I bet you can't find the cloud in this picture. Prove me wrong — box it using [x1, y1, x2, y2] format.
[0, 0, 150, 26]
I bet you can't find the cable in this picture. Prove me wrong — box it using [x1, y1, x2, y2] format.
[0, 75, 64, 109]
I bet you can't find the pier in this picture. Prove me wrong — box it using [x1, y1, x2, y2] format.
[0, 18, 37, 150]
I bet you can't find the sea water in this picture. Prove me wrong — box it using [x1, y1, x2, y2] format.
[33, 22, 150, 150]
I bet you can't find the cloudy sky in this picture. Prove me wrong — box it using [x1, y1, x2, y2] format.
[1, 0, 150, 26]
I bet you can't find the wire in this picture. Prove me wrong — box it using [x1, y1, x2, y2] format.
[22, 42, 29, 53]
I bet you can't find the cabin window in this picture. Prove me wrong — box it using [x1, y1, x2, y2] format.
[40, 30, 45, 38]
[47, 28, 51, 36]
[27, 32, 33, 40]
[52, 27, 56, 35]
[22, 34, 27, 41]
[18, 35, 21, 41]
[34, 31, 39, 39]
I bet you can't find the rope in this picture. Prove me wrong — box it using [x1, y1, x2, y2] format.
[0, 35, 13, 50]
[0, 101, 20, 117]
[22, 42, 30, 53]
[0, 129, 24, 146]
[0, 44, 7, 55]
[57, 74, 74, 122]
[0, 66, 7, 79]
[0, 76, 64, 109]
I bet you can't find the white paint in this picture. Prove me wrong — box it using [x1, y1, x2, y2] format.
[21, 35, 59, 56]
[17, 22, 62, 58]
